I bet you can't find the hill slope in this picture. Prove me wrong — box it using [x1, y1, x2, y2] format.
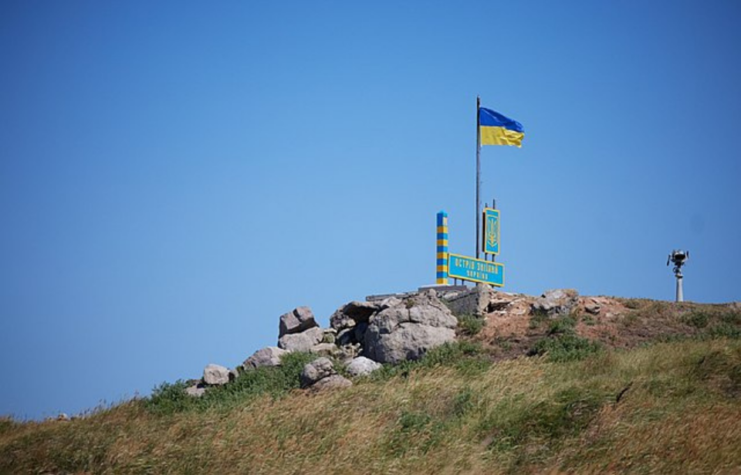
[2, 296, 740, 474]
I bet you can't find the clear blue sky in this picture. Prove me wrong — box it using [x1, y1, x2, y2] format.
[2, 1, 740, 420]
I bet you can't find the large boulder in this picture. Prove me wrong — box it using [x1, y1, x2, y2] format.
[279, 306, 318, 337]
[278, 326, 324, 352]
[243, 346, 289, 370]
[364, 290, 458, 364]
[329, 300, 382, 330]
[532, 289, 579, 317]
[346, 356, 382, 377]
[203, 364, 230, 386]
[300, 357, 336, 387]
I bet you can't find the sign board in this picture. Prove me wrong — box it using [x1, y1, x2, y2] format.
[483, 208, 500, 255]
[448, 253, 505, 287]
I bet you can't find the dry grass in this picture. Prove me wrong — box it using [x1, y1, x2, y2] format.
[2, 339, 741, 474]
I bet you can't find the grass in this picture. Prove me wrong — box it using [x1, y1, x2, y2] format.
[457, 314, 484, 336]
[2, 339, 741, 474]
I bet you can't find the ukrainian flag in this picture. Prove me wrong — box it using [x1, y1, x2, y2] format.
[479, 107, 524, 147]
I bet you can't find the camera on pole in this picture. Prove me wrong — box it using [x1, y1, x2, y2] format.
[667, 250, 689, 302]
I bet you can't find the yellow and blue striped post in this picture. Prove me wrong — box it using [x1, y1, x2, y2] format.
[436, 211, 449, 285]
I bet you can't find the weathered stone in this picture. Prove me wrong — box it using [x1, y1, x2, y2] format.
[364, 289, 458, 364]
[336, 327, 356, 346]
[354, 321, 369, 342]
[203, 364, 230, 386]
[444, 284, 495, 317]
[229, 368, 240, 382]
[532, 289, 580, 317]
[584, 298, 602, 315]
[57, 413, 70, 422]
[185, 384, 206, 397]
[300, 357, 336, 387]
[278, 326, 324, 352]
[346, 356, 382, 377]
[279, 306, 318, 337]
[243, 346, 289, 370]
[310, 374, 353, 391]
[310, 343, 339, 357]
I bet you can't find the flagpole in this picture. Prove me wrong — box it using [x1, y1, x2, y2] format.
[476, 96, 481, 259]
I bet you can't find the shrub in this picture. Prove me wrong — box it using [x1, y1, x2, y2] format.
[458, 314, 484, 336]
[529, 335, 602, 362]
[146, 352, 317, 415]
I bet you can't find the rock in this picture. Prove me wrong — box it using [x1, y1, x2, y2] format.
[364, 289, 458, 364]
[444, 284, 496, 317]
[329, 300, 380, 330]
[229, 368, 240, 382]
[300, 357, 336, 387]
[337, 327, 356, 346]
[310, 374, 353, 391]
[57, 413, 70, 422]
[185, 384, 206, 398]
[354, 321, 369, 342]
[243, 346, 289, 370]
[278, 326, 324, 352]
[532, 289, 579, 317]
[310, 343, 339, 357]
[346, 356, 382, 377]
[203, 364, 230, 386]
[279, 306, 318, 337]
[584, 298, 602, 315]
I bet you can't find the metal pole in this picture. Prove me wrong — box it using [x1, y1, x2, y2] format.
[676, 272, 684, 302]
[492, 197, 496, 262]
[476, 96, 481, 259]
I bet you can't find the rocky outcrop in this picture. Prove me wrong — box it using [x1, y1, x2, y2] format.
[203, 364, 230, 386]
[278, 326, 323, 352]
[243, 346, 288, 370]
[299, 357, 352, 392]
[532, 289, 579, 317]
[279, 306, 318, 337]
[364, 290, 458, 364]
[346, 356, 382, 377]
[300, 357, 336, 387]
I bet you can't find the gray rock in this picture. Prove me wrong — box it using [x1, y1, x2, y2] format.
[243, 346, 289, 370]
[532, 289, 580, 317]
[444, 284, 495, 317]
[279, 306, 318, 337]
[310, 374, 353, 391]
[203, 364, 230, 386]
[185, 384, 206, 397]
[229, 368, 240, 382]
[57, 413, 70, 422]
[310, 343, 339, 357]
[346, 356, 382, 377]
[364, 289, 458, 364]
[300, 357, 336, 387]
[278, 326, 324, 352]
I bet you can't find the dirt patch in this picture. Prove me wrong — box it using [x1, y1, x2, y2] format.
[470, 293, 741, 360]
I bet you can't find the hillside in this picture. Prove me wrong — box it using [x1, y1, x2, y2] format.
[1, 291, 740, 474]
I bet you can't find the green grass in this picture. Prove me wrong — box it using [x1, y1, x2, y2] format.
[529, 334, 603, 362]
[457, 314, 484, 336]
[146, 351, 317, 415]
[2, 340, 741, 474]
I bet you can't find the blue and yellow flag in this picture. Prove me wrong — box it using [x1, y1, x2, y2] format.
[479, 107, 524, 148]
